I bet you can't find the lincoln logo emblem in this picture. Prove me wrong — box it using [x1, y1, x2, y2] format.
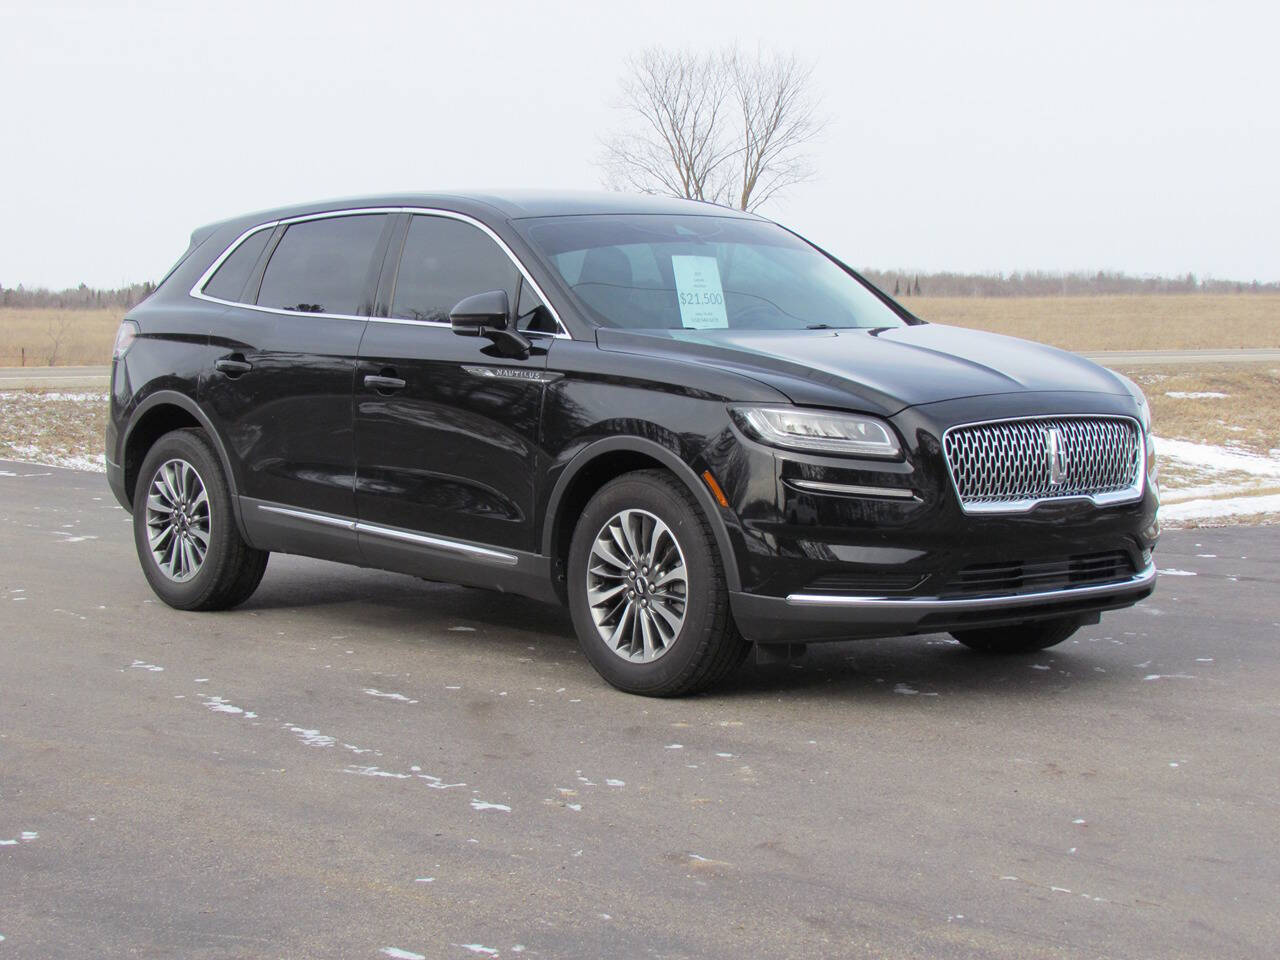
[1045, 427, 1068, 486]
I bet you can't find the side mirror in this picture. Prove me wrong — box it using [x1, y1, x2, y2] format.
[449, 290, 531, 358]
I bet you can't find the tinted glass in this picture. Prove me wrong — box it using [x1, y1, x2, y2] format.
[517, 214, 906, 331]
[391, 216, 518, 323]
[203, 228, 271, 302]
[257, 215, 386, 315]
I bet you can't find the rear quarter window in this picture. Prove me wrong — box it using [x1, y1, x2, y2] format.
[202, 228, 272, 303]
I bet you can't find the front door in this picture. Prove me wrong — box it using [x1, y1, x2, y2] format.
[354, 213, 551, 573]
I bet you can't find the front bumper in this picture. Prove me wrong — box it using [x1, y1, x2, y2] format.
[731, 562, 1156, 643]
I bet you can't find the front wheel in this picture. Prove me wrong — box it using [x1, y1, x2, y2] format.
[951, 617, 1080, 654]
[567, 470, 749, 696]
[132, 428, 268, 611]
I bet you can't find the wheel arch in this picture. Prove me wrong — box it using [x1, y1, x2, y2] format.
[541, 436, 742, 602]
[122, 391, 249, 540]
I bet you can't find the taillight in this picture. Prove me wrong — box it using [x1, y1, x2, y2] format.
[113, 320, 139, 360]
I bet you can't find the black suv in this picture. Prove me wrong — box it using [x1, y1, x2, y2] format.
[107, 192, 1158, 696]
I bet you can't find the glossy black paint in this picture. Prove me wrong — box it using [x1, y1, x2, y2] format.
[107, 191, 1158, 645]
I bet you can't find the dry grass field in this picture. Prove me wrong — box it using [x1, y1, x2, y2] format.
[901, 294, 1280, 351]
[1, 294, 1278, 366]
[0, 307, 123, 366]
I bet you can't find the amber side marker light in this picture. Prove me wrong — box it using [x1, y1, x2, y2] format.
[701, 470, 730, 508]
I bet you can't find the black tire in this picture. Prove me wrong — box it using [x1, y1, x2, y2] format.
[567, 469, 749, 696]
[132, 428, 268, 611]
[951, 617, 1079, 654]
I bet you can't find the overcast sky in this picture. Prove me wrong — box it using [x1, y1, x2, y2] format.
[2, 0, 1276, 289]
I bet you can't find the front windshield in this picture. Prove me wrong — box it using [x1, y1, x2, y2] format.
[516, 214, 908, 332]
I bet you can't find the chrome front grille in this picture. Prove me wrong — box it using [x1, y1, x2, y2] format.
[943, 416, 1143, 514]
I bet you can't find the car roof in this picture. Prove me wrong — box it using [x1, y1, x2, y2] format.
[198, 190, 764, 238]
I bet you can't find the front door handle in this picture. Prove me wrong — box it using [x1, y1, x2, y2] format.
[215, 356, 252, 377]
[364, 373, 407, 393]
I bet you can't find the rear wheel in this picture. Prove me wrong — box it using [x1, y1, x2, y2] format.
[567, 470, 749, 696]
[951, 617, 1080, 654]
[132, 429, 268, 611]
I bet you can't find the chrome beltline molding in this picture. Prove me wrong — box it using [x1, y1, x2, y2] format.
[786, 561, 1156, 608]
[256, 503, 519, 566]
[189, 206, 571, 339]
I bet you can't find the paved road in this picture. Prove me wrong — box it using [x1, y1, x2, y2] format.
[1083, 348, 1280, 366]
[0, 365, 112, 390]
[1, 348, 1278, 392]
[1, 461, 1278, 959]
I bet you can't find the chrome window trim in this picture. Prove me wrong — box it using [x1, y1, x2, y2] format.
[941, 413, 1146, 515]
[189, 206, 571, 339]
[787, 479, 918, 500]
[787, 561, 1156, 608]
[254, 503, 518, 566]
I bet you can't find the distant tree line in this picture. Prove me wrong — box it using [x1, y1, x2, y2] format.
[1, 270, 1277, 311]
[0, 281, 156, 310]
[863, 270, 1280, 297]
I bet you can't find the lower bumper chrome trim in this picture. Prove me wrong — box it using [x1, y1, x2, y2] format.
[786, 562, 1156, 609]
[788, 479, 917, 499]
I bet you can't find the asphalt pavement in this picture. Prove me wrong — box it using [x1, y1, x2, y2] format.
[1, 460, 1278, 959]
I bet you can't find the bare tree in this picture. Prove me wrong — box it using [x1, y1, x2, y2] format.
[45, 316, 72, 365]
[600, 48, 736, 204]
[601, 46, 825, 212]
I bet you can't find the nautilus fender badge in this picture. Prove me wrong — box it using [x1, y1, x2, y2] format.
[461, 365, 563, 383]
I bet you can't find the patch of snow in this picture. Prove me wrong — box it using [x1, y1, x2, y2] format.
[345, 766, 411, 780]
[201, 695, 254, 717]
[380, 949, 426, 959]
[1160, 568, 1197, 577]
[1144, 673, 1196, 681]
[287, 726, 336, 747]
[363, 688, 419, 704]
[129, 660, 164, 672]
[1165, 391, 1228, 399]
[458, 946, 499, 957]
[1161, 493, 1280, 523]
[470, 799, 511, 813]
[1157, 438, 1280, 478]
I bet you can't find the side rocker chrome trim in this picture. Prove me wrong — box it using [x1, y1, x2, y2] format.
[257, 504, 355, 530]
[254, 503, 519, 566]
[786, 562, 1156, 608]
[353, 522, 519, 566]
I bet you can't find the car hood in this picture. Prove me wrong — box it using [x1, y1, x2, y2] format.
[595, 324, 1133, 415]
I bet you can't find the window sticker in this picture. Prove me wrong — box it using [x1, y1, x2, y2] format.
[671, 255, 728, 329]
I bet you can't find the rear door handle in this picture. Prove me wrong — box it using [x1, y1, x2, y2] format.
[364, 374, 406, 393]
[215, 357, 252, 376]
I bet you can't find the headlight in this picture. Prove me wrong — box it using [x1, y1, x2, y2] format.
[731, 406, 902, 458]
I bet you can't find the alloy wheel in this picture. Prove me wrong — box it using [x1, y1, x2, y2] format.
[587, 508, 688, 663]
[144, 458, 211, 582]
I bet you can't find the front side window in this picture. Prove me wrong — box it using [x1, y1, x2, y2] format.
[391, 216, 519, 323]
[516, 214, 907, 332]
[202, 227, 272, 303]
[257, 214, 387, 315]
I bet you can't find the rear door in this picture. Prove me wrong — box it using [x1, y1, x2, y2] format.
[200, 212, 395, 558]
[354, 212, 552, 572]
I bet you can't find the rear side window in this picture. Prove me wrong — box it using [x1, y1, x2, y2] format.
[391, 216, 518, 323]
[202, 228, 271, 302]
[257, 215, 387, 315]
